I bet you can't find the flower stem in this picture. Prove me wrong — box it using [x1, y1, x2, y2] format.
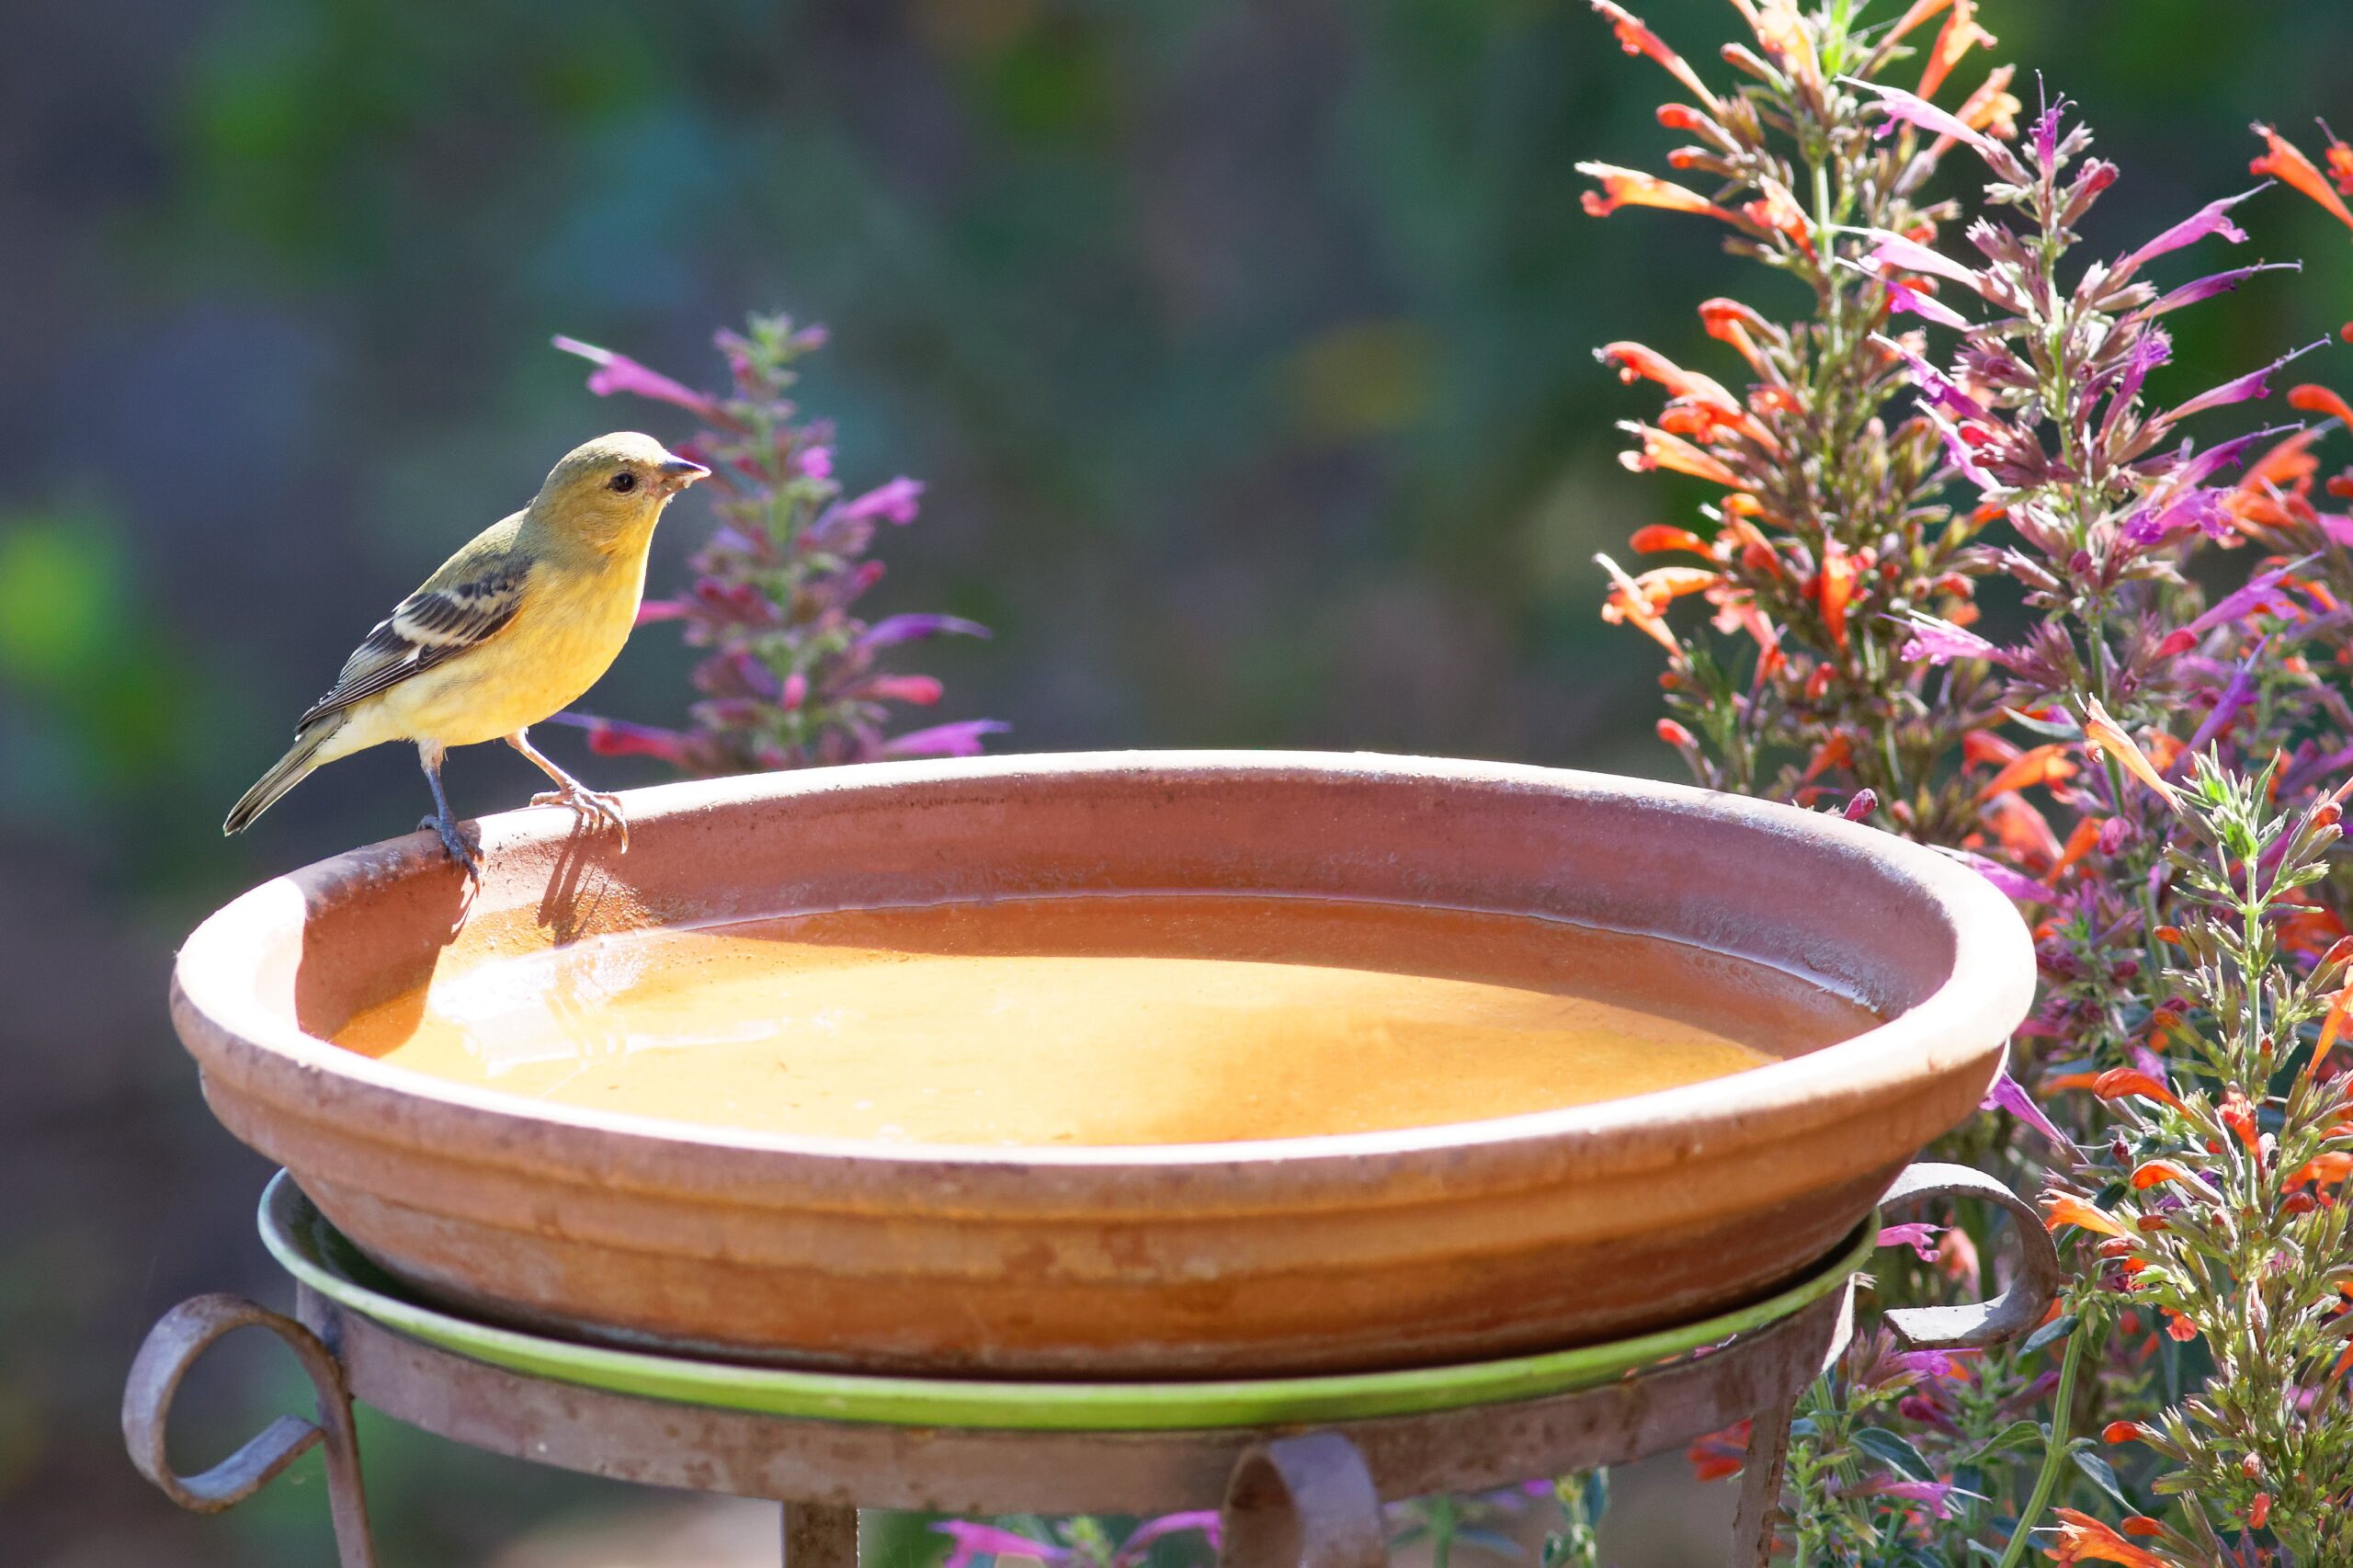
[1995, 1323, 2087, 1568]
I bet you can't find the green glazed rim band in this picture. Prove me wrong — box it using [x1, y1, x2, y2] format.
[259, 1170, 1875, 1432]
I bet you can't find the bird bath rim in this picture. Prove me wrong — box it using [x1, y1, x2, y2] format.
[173, 748, 2032, 1183]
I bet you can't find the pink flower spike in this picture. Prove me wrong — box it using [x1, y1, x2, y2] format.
[800, 445, 835, 481]
[1861, 232, 1990, 296]
[1846, 78, 1997, 158]
[2159, 338, 2328, 426]
[2113, 187, 2261, 282]
[551, 335, 723, 418]
[1879, 1221, 1946, 1261]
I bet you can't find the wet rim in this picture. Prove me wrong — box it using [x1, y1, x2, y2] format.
[173, 751, 2035, 1199]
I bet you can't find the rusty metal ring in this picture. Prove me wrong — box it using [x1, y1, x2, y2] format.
[1221, 1432, 1388, 1568]
[1876, 1161, 2066, 1350]
[122, 1293, 378, 1566]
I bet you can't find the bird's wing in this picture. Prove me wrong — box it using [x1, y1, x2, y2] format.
[297, 560, 531, 727]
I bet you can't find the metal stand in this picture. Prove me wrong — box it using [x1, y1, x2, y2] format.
[123, 1162, 2059, 1568]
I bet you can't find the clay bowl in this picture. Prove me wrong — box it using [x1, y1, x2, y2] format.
[171, 751, 2033, 1378]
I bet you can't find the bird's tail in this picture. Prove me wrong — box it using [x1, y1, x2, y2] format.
[224, 718, 342, 835]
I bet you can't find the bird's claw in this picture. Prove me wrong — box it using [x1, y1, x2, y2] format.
[531, 785, 631, 851]
[417, 814, 484, 883]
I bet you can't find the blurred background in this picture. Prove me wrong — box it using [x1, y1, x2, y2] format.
[5, 0, 2351, 1562]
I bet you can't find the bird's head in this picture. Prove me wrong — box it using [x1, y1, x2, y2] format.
[533, 432, 710, 549]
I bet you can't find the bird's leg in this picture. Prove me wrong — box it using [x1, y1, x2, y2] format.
[507, 729, 630, 851]
[415, 742, 483, 881]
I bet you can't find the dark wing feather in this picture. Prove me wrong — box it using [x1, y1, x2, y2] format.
[298, 564, 529, 727]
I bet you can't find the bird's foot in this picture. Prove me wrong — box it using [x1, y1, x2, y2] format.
[417, 813, 484, 883]
[531, 783, 631, 851]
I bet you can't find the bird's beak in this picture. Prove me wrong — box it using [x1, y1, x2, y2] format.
[657, 456, 711, 494]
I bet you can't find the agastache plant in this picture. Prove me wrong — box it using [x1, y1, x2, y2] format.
[551, 314, 1001, 772]
[1591, 1, 2353, 1562]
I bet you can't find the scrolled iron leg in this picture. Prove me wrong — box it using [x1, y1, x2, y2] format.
[1878, 1160, 2066, 1350]
[122, 1292, 376, 1568]
[782, 1501, 859, 1568]
[1221, 1432, 1387, 1568]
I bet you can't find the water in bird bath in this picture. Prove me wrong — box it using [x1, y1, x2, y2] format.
[333, 893, 1876, 1145]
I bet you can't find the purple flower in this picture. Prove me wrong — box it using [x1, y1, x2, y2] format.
[1109, 1513, 1222, 1568]
[800, 445, 835, 481]
[1893, 1346, 1973, 1381]
[2120, 487, 2231, 549]
[2113, 187, 2260, 281]
[835, 476, 925, 526]
[2181, 564, 2302, 638]
[1879, 1221, 1946, 1261]
[1939, 846, 2049, 903]
[2131, 1045, 2172, 1087]
[1883, 276, 1973, 330]
[1982, 1066, 2073, 1153]
[1896, 612, 2014, 668]
[1862, 232, 1991, 297]
[883, 720, 1013, 758]
[934, 1523, 1070, 1568]
[2184, 651, 2260, 755]
[858, 613, 993, 652]
[1876, 335, 1991, 422]
[1860, 1478, 1960, 1519]
[552, 335, 724, 419]
[2154, 423, 2302, 494]
[2148, 261, 2303, 316]
[1850, 80, 2001, 159]
[2159, 339, 2326, 426]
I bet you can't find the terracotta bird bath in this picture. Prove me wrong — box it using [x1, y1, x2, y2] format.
[133, 752, 2052, 1567]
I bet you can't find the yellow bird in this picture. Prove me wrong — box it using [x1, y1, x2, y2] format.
[224, 431, 709, 876]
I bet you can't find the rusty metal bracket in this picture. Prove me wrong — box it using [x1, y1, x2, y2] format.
[122, 1292, 377, 1568]
[1221, 1432, 1388, 1568]
[1877, 1161, 2066, 1350]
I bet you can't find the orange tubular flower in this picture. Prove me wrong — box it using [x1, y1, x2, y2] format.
[2042, 1508, 2166, 1566]
[2288, 1152, 2353, 1190]
[1697, 298, 1774, 375]
[1629, 524, 1710, 554]
[1982, 790, 2063, 870]
[1881, 0, 1953, 48]
[1952, 63, 2020, 140]
[1597, 552, 1682, 653]
[1916, 0, 1992, 99]
[2043, 1195, 2131, 1242]
[1599, 342, 1740, 412]
[2290, 382, 2353, 429]
[2129, 1160, 2199, 1191]
[1975, 743, 2077, 803]
[2082, 699, 2183, 810]
[1963, 728, 2021, 767]
[1817, 544, 1855, 649]
[1577, 164, 1745, 224]
[1620, 425, 1745, 488]
[2252, 123, 2353, 233]
[2094, 1067, 2184, 1111]
[1590, 2, 1722, 114]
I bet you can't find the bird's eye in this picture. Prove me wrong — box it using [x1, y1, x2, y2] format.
[608, 471, 639, 494]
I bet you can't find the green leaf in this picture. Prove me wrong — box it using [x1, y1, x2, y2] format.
[2070, 1446, 2131, 1509]
[2022, 1312, 2081, 1355]
[1965, 1542, 2006, 1564]
[1962, 1420, 2046, 1463]
[1853, 1426, 1936, 1482]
